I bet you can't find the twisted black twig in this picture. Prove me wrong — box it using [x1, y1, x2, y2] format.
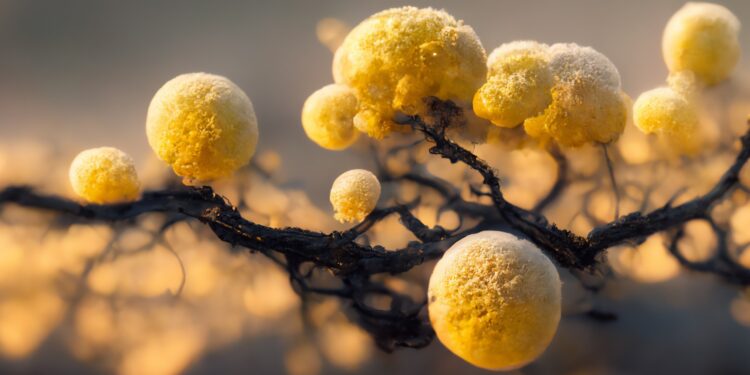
[2, 98, 750, 350]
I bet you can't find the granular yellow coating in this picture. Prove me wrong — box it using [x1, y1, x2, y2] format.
[523, 44, 627, 147]
[69, 147, 141, 204]
[334, 7, 487, 139]
[548, 43, 621, 91]
[473, 41, 553, 127]
[301, 84, 360, 150]
[667, 70, 701, 98]
[329, 169, 381, 223]
[662, 2, 741, 85]
[146, 72, 259, 182]
[633, 87, 701, 155]
[428, 231, 561, 370]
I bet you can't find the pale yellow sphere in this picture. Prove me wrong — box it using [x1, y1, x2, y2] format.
[633, 87, 701, 155]
[146, 72, 259, 182]
[69, 147, 141, 204]
[334, 7, 487, 139]
[473, 41, 553, 127]
[329, 169, 381, 223]
[662, 2, 741, 85]
[428, 231, 561, 370]
[548, 43, 622, 90]
[301, 84, 360, 150]
[523, 43, 627, 147]
[486, 40, 550, 76]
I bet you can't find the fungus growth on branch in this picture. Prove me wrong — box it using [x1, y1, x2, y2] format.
[0, 2, 748, 372]
[3, 99, 750, 353]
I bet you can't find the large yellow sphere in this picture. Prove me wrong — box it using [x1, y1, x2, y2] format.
[473, 41, 553, 128]
[334, 7, 487, 139]
[633, 86, 701, 155]
[329, 169, 381, 223]
[146, 72, 259, 182]
[523, 43, 627, 147]
[301, 84, 360, 150]
[662, 2, 741, 85]
[69, 147, 141, 204]
[428, 231, 561, 370]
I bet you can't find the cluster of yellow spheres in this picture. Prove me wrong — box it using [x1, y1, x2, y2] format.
[635, 2, 741, 155]
[62, 2, 743, 371]
[329, 169, 381, 223]
[303, 6, 487, 142]
[69, 72, 260, 202]
[474, 41, 628, 147]
[428, 231, 561, 370]
[521, 43, 628, 147]
[304, 7, 630, 150]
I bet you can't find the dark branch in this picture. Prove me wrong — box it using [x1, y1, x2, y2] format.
[2, 98, 750, 351]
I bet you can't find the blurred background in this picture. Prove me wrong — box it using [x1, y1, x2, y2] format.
[1, 0, 750, 374]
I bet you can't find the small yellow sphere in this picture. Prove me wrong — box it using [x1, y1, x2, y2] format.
[473, 41, 553, 128]
[523, 43, 627, 147]
[329, 169, 381, 223]
[662, 2, 741, 85]
[69, 147, 141, 204]
[301, 84, 360, 150]
[633, 87, 701, 155]
[334, 7, 487, 139]
[428, 231, 561, 370]
[146, 72, 259, 182]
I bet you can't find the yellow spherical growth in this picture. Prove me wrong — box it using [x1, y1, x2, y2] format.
[473, 41, 553, 128]
[428, 231, 561, 370]
[69, 147, 141, 204]
[301, 84, 360, 150]
[523, 43, 627, 147]
[334, 7, 487, 139]
[662, 2, 741, 85]
[329, 169, 381, 223]
[146, 72, 259, 182]
[633, 87, 701, 155]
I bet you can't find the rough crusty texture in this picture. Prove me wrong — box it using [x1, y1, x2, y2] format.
[523, 43, 627, 147]
[662, 2, 741, 85]
[329, 169, 381, 223]
[333, 6, 487, 139]
[146, 72, 259, 182]
[428, 231, 561, 371]
[633, 86, 701, 155]
[301, 84, 360, 150]
[69, 147, 140, 204]
[473, 41, 553, 128]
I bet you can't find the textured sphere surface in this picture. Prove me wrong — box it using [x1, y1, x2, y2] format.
[69, 147, 140, 204]
[334, 6, 486, 139]
[329, 169, 381, 223]
[633, 86, 701, 155]
[428, 231, 561, 371]
[524, 43, 627, 147]
[146, 72, 259, 181]
[301, 84, 360, 150]
[473, 41, 553, 127]
[662, 2, 741, 85]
